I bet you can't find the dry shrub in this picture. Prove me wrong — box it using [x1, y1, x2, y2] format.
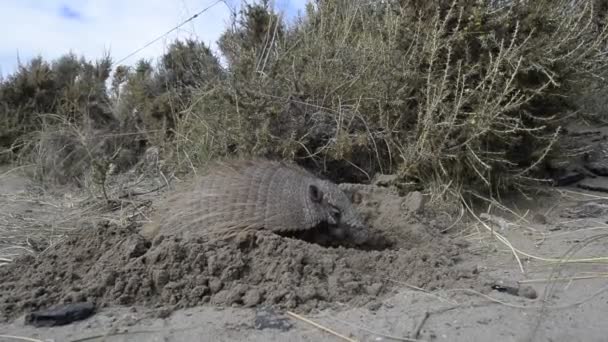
[112, 40, 224, 147]
[17, 112, 146, 191]
[172, 0, 608, 194]
[0, 51, 152, 190]
[0, 53, 113, 158]
[3, 0, 608, 196]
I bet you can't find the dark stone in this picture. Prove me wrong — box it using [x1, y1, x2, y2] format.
[491, 283, 537, 300]
[577, 178, 608, 193]
[25, 302, 95, 327]
[585, 161, 608, 177]
[254, 307, 292, 331]
[569, 129, 602, 137]
[554, 171, 585, 186]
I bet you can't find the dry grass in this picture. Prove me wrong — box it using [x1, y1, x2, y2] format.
[155, 0, 608, 197]
[2, 1, 607, 193]
[451, 184, 608, 342]
[286, 311, 360, 342]
[13, 112, 149, 192]
[0, 158, 166, 264]
[0, 335, 45, 342]
[0, 187, 83, 265]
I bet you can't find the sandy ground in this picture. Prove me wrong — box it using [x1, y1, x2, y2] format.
[1, 165, 607, 342]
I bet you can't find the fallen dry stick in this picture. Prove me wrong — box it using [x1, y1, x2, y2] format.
[327, 316, 426, 342]
[0, 335, 45, 342]
[412, 311, 430, 339]
[286, 311, 358, 342]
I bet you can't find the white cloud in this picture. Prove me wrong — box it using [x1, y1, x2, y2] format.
[0, 0, 309, 76]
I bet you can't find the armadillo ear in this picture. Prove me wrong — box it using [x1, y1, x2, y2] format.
[309, 184, 323, 203]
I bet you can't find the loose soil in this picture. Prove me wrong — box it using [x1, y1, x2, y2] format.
[2, 122, 608, 341]
[0, 183, 481, 322]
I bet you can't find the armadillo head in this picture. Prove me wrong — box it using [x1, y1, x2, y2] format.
[307, 180, 370, 245]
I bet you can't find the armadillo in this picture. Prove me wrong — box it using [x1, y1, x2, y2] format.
[141, 158, 370, 244]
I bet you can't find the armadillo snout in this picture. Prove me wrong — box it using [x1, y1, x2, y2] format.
[326, 223, 369, 245]
[338, 210, 370, 245]
[347, 223, 370, 245]
[328, 214, 370, 245]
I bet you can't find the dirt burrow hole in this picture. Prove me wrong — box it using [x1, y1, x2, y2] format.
[0, 187, 480, 321]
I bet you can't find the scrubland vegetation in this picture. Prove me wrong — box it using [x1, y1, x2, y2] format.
[2, 0, 608, 198]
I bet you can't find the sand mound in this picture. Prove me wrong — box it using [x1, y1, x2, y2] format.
[0, 186, 480, 321]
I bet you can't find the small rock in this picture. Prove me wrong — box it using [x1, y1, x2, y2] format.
[344, 281, 361, 292]
[403, 191, 426, 214]
[121, 314, 139, 327]
[163, 281, 184, 291]
[125, 236, 148, 258]
[195, 275, 209, 286]
[365, 283, 383, 296]
[191, 285, 209, 299]
[209, 278, 223, 294]
[454, 265, 478, 279]
[235, 231, 255, 250]
[154, 307, 173, 319]
[285, 298, 297, 309]
[226, 284, 249, 305]
[64, 291, 86, 304]
[372, 174, 398, 187]
[210, 290, 229, 305]
[477, 318, 491, 325]
[366, 301, 382, 311]
[243, 289, 263, 307]
[152, 269, 169, 289]
[117, 295, 134, 305]
[296, 286, 317, 302]
[152, 234, 165, 246]
[102, 271, 117, 287]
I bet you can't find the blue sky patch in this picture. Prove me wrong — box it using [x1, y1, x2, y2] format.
[0, 0, 310, 76]
[59, 5, 82, 20]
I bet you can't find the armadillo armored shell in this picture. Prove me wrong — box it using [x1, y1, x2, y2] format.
[141, 158, 369, 243]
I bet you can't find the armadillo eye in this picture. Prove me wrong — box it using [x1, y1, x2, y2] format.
[330, 206, 341, 222]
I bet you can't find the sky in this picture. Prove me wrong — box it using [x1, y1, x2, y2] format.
[0, 0, 309, 77]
